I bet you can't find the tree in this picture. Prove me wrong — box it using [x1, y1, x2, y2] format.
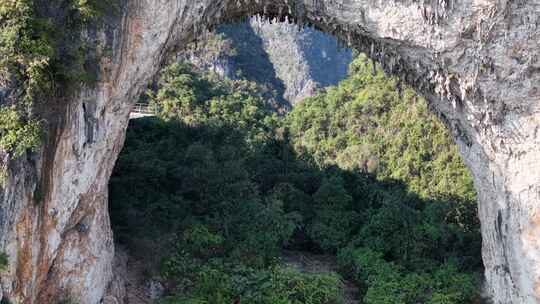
[308, 176, 359, 252]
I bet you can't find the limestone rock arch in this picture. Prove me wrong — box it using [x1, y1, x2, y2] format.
[0, 1, 539, 303]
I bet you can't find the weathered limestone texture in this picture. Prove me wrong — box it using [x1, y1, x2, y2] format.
[180, 15, 353, 107]
[0, 1, 538, 303]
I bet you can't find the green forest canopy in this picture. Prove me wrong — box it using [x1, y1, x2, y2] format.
[109, 56, 482, 304]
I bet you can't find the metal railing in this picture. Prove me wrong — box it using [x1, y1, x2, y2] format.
[131, 103, 154, 115]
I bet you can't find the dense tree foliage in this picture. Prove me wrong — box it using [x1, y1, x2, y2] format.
[109, 57, 482, 303]
[287, 56, 475, 202]
[0, 251, 7, 272]
[0, 0, 116, 169]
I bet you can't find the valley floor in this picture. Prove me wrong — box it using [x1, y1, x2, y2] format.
[119, 249, 360, 304]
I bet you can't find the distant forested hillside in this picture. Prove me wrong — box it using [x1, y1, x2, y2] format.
[178, 16, 353, 110]
[110, 57, 482, 303]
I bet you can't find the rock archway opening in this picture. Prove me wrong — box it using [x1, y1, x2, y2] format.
[118, 3, 539, 303]
[111, 17, 483, 304]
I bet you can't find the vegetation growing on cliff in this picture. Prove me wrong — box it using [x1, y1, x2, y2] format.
[0, 251, 8, 272]
[0, 0, 113, 157]
[0, 106, 41, 157]
[0, 0, 49, 155]
[109, 57, 482, 303]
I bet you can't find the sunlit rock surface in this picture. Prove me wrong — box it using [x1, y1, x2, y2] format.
[0, 1, 539, 303]
[179, 16, 352, 108]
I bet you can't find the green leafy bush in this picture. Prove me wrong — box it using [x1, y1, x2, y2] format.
[337, 247, 478, 304]
[0, 251, 8, 272]
[161, 265, 344, 304]
[269, 266, 344, 304]
[308, 176, 359, 252]
[0, 106, 41, 156]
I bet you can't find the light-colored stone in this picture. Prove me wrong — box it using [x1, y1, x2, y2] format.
[145, 280, 165, 300]
[0, 1, 539, 303]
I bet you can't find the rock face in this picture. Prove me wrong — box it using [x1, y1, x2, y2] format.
[0, 1, 539, 304]
[179, 16, 352, 107]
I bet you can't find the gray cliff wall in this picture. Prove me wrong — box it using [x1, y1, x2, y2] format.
[0, 1, 538, 304]
[179, 16, 353, 108]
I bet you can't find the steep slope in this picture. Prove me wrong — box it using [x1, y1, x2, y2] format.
[179, 16, 353, 108]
